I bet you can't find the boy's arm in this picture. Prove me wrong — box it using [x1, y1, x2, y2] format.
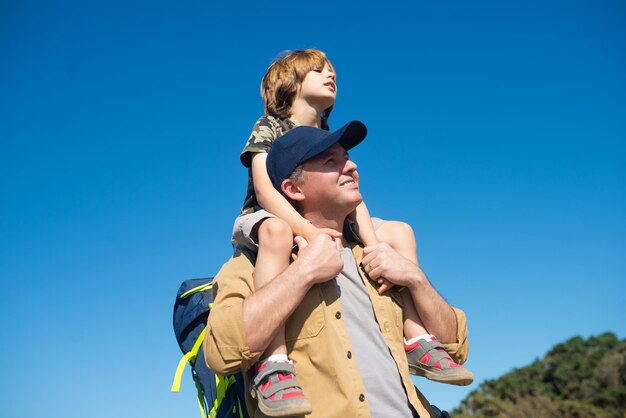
[351, 201, 379, 246]
[251, 153, 340, 241]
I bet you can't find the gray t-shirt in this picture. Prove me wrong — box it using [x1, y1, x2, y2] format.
[336, 248, 414, 418]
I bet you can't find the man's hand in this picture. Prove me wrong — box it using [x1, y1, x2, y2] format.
[364, 243, 459, 343]
[294, 234, 343, 285]
[243, 234, 342, 353]
[362, 242, 424, 290]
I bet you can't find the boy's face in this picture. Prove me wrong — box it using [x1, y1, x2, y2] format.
[296, 62, 336, 110]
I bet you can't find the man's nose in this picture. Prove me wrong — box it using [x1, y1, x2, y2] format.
[344, 159, 357, 172]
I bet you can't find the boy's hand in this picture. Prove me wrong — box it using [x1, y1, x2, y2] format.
[376, 279, 394, 294]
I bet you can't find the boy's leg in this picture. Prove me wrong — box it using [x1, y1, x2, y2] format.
[374, 221, 428, 338]
[253, 217, 293, 357]
[251, 217, 313, 416]
[374, 220, 418, 264]
[375, 220, 474, 386]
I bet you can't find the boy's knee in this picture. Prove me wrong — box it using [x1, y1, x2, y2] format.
[257, 218, 293, 248]
[380, 221, 416, 247]
[378, 221, 418, 262]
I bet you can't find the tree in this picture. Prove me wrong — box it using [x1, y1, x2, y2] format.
[451, 332, 626, 418]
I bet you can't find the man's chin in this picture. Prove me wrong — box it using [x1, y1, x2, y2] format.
[345, 195, 363, 212]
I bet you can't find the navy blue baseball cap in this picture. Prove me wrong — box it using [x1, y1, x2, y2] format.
[266, 120, 367, 191]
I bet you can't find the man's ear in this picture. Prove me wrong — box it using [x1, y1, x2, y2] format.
[281, 179, 305, 202]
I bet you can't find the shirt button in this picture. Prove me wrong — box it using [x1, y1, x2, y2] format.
[359, 394, 365, 402]
[335, 312, 341, 319]
[347, 351, 352, 359]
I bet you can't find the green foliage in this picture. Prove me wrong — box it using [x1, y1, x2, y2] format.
[451, 332, 626, 418]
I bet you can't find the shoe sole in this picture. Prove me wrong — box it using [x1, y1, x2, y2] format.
[409, 364, 474, 386]
[255, 398, 313, 417]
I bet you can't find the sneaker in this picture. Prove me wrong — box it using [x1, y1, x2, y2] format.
[405, 337, 474, 386]
[250, 360, 313, 417]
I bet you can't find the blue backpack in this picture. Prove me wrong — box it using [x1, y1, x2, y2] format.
[171, 277, 249, 418]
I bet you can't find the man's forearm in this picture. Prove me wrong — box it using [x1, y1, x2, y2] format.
[243, 260, 313, 353]
[243, 234, 344, 352]
[361, 242, 459, 342]
[407, 272, 458, 343]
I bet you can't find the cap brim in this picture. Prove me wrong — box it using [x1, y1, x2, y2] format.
[336, 120, 367, 151]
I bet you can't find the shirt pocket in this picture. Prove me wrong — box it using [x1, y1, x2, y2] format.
[376, 289, 404, 335]
[285, 285, 325, 341]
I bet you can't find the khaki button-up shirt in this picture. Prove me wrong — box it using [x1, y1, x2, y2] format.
[204, 244, 469, 418]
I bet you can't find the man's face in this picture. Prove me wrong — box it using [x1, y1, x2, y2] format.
[297, 143, 362, 215]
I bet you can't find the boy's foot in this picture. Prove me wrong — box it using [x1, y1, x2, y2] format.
[250, 360, 312, 417]
[405, 336, 474, 386]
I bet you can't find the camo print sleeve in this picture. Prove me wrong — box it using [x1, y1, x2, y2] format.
[240, 116, 295, 167]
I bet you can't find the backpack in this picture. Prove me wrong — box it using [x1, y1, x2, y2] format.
[171, 277, 249, 418]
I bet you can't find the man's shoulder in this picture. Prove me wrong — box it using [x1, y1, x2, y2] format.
[215, 248, 256, 282]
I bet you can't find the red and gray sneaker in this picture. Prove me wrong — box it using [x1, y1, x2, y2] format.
[250, 360, 312, 417]
[405, 336, 474, 386]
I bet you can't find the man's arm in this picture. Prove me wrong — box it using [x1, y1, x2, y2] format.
[361, 243, 457, 343]
[204, 235, 343, 374]
[244, 234, 343, 352]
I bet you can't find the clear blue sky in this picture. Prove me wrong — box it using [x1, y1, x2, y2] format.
[1, 0, 624, 416]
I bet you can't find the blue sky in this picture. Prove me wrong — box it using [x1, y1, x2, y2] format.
[1, 0, 624, 416]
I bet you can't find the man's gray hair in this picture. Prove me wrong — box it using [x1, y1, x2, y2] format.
[287, 165, 305, 185]
[283, 164, 305, 210]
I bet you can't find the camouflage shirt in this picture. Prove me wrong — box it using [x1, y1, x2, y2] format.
[239, 115, 297, 215]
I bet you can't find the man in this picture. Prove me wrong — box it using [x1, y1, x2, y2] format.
[204, 121, 469, 417]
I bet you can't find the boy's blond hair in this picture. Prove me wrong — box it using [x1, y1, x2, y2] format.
[261, 49, 334, 130]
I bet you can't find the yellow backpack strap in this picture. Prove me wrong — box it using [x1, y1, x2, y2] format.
[171, 328, 207, 392]
[237, 397, 244, 418]
[180, 281, 213, 299]
[208, 374, 236, 418]
[172, 280, 216, 418]
[195, 377, 208, 418]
